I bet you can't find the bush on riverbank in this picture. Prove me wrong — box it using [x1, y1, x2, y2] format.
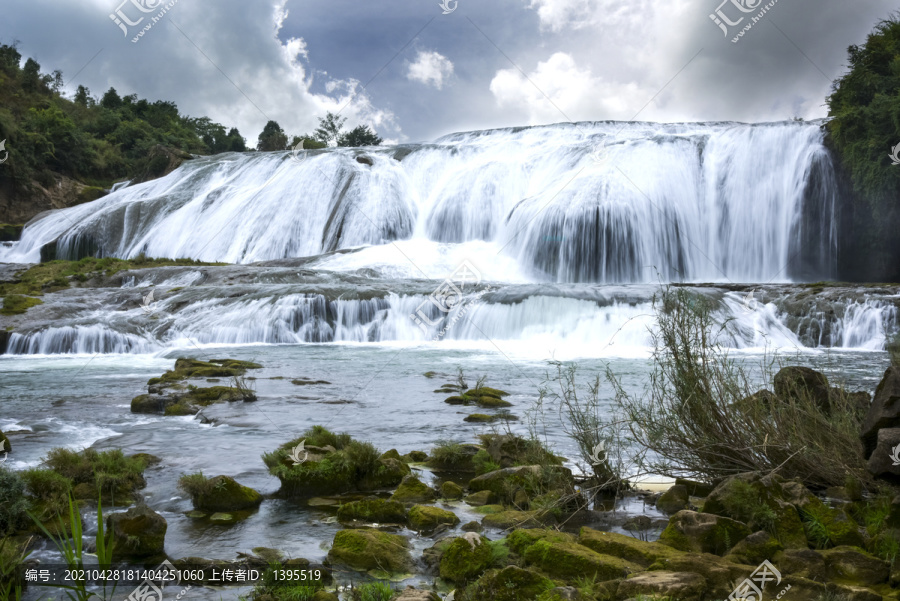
[609, 287, 871, 489]
[0, 468, 28, 534]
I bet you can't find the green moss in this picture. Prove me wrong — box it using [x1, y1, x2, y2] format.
[151, 358, 262, 385]
[326, 529, 412, 573]
[475, 396, 513, 409]
[440, 535, 494, 584]
[390, 475, 435, 504]
[465, 387, 510, 398]
[481, 510, 543, 530]
[578, 528, 683, 566]
[427, 441, 475, 472]
[41, 447, 147, 506]
[441, 481, 464, 500]
[336, 499, 407, 524]
[177, 473, 262, 512]
[0, 224, 24, 242]
[1, 294, 43, 315]
[408, 505, 460, 532]
[800, 500, 865, 549]
[464, 414, 497, 423]
[21, 469, 73, 520]
[521, 538, 642, 582]
[461, 566, 554, 601]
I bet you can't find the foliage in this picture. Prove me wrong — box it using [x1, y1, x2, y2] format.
[609, 286, 871, 488]
[351, 582, 396, 601]
[340, 125, 383, 147]
[231, 374, 258, 402]
[314, 112, 347, 147]
[429, 441, 470, 469]
[826, 13, 900, 280]
[0, 42, 247, 191]
[28, 496, 116, 600]
[473, 449, 501, 475]
[257, 120, 289, 152]
[44, 447, 147, 505]
[0, 468, 28, 535]
[177, 472, 215, 500]
[0, 536, 32, 601]
[243, 562, 322, 601]
[21, 468, 72, 520]
[313, 112, 383, 148]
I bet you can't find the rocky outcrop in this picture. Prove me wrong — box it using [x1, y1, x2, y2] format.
[861, 366, 900, 462]
[408, 505, 460, 533]
[326, 529, 412, 573]
[336, 498, 407, 525]
[866, 428, 900, 483]
[186, 476, 262, 512]
[657, 484, 690, 514]
[439, 534, 493, 585]
[617, 571, 707, 601]
[658, 511, 752, 555]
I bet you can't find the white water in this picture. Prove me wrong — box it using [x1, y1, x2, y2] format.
[1, 120, 838, 284]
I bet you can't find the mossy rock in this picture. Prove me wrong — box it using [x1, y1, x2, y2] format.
[150, 357, 261, 384]
[336, 499, 407, 524]
[164, 402, 195, 416]
[460, 566, 554, 601]
[439, 535, 493, 585]
[464, 414, 496, 423]
[445, 396, 471, 405]
[0, 430, 10, 453]
[403, 451, 428, 463]
[326, 529, 412, 573]
[799, 499, 866, 548]
[464, 387, 510, 398]
[408, 505, 460, 533]
[724, 530, 784, 566]
[658, 510, 752, 556]
[468, 465, 574, 504]
[1, 294, 43, 316]
[475, 396, 513, 409]
[268, 456, 355, 498]
[190, 476, 262, 512]
[441, 481, 464, 500]
[359, 457, 411, 491]
[465, 490, 498, 506]
[72, 482, 95, 500]
[482, 510, 544, 530]
[657, 484, 690, 514]
[617, 571, 708, 601]
[820, 546, 890, 587]
[390, 475, 436, 504]
[311, 592, 340, 601]
[0, 224, 24, 242]
[702, 472, 808, 548]
[648, 552, 757, 600]
[107, 505, 167, 559]
[578, 528, 684, 566]
[507, 529, 576, 554]
[75, 186, 106, 206]
[520, 538, 642, 582]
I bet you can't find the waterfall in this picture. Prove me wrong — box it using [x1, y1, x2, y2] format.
[1, 120, 838, 284]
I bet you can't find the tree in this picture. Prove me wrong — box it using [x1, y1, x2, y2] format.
[74, 85, 91, 107]
[51, 70, 64, 94]
[338, 125, 383, 148]
[288, 135, 326, 151]
[22, 58, 41, 92]
[227, 128, 247, 152]
[314, 112, 347, 147]
[256, 120, 288, 152]
[101, 87, 123, 110]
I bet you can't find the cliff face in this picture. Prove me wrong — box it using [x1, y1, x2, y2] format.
[0, 173, 105, 225]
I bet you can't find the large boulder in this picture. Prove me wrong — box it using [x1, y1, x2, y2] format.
[648, 552, 757, 600]
[866, 428, 900, 484]
[189, 476, 262, 512]
[820, 546, 890, 587]
[507, 528, 642, 582]
[439, 534, 493, 585]
[617, 571, 707, 601]
[702, 472, 809, 548]
[724, 530, 783, 566]
[578, 528, 683, 566]
[107, 505, 167, 559]
[658, 511, 752, 555]
[861, 366, 900, 458]
[774, 366, 831, 412]
[657, 484, 690, 514]
[326, 529, 412, 573]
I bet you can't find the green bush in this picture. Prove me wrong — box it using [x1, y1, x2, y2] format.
[473, 449, 501, 475]
[0, 468, 28, 534]
[21, 468, 72, 519]
[352, 582, 396, 601]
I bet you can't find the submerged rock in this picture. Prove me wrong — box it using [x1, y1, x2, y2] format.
[107, 505, 167, 559]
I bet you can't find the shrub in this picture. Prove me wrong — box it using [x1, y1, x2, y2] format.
[44, 447, 146, 503]
[21, 469, 72, 519]
[177, 472, 215, 500]
[352, 582, 396, 601]
[0, 468, 28, 534]
[429, 441, 470, 469]
[609, 287, 871, 488]
[473, 449, 501, 475]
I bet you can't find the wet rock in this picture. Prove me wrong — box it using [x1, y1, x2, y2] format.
[861, 366, 900, 459]
[439, 534, 493, 585]
[658, 510, 752, 555]
[0, 430, 9, 453]
[408, 505, 460, 533]
[482, 510, 544, 530]
[511, 529, 642, 582]
[464, 414, 496, 423]
[391, 475, 436, 504]
[578, 528, 683, 567]
[866, 428, 900, 484]
[336, 498, 407, 525]
[441, 481, 464, 500]
[776, 548, 828, 581]
[468, 465, 573, 504]
[326, 529, 412, 573]
[107, 505, 167, 559]
[359, 455, 411, 490]
[402, 451, 428, 463]
[617, 571, 707, 601]
[461, 521, 482, 532]
[546, 587, 578, 600]
[657, 484, 690, 514]
[675, 478, 716, 497]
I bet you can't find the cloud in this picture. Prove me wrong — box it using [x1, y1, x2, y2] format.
[527, 0, 597, 32]
[407, 50, 455, 90]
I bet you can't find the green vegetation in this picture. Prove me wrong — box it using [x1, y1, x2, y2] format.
[826, 14, 900, 280]
[0, 468, 28, 535]
[0, 43, 246, 191]
[350, 582, 396, 601]
[177, 473, 262, 512]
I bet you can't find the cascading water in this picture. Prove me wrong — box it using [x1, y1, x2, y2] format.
[1, 120, 838, 284]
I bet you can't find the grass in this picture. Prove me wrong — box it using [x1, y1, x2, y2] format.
[352, 582, 396, 601]
[0, 294, 43, 316]
[428, 440, 471, 470]
[21, 469, 72, 520]
[43, 447, 147, 505]
[177, 472, 217, 500]
[0, 468, 28, 535]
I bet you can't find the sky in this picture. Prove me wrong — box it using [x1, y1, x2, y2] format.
[0, 0, 892, 145]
